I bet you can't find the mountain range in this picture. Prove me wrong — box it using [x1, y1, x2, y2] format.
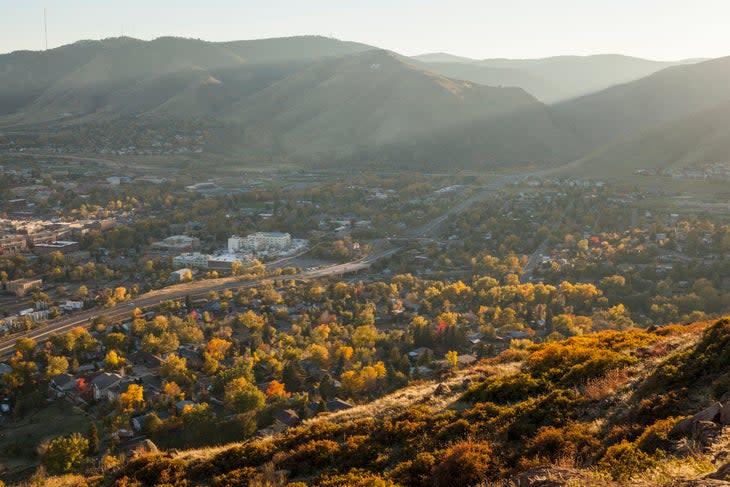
[1, 36, 729, 175]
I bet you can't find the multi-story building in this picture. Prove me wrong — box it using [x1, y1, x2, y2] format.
[228, 232, 291, 253]
[5, 278, 43, 297]
[33, 240, 80, 255]
[0, 234, 28, 255]
[151, 235, 201, 252]
[173, 252, 211, 269]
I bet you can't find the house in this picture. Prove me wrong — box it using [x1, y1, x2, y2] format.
[407, 347, 433, 360]
[325, 398, 354, 412]
[129, 351, 164, 369]
[91, 372, 123, 401]
[169, 268, 193, 283]
[0, 363, 12, 376]
[49, 373, 76, 398]
[272, 409, 301, 428]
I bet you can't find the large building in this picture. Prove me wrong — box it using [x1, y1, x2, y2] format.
[151, 235, 201, 252]
[172, 252, 211, 269]
[228, 232, 291, 253]
[0, 234, 27, 255]
[33, 240, 79, 255]
[4, 278, 43, 297]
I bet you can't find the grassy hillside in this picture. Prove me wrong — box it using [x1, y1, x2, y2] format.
[554, 56, 730, 150]
[36, 318, 730, 486]
[569, 100, 730, 177]
[223, 50, 549, 160]
[0, 36, 375, 125]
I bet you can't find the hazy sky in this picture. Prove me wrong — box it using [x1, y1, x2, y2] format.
[2, 0, 729, 59]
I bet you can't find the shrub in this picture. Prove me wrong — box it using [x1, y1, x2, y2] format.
[113, 454, 188, 487]
[212, 467, 257, 487]
[431, 440, 492, 487]
[284, 439, 341, 475]
[390, 452, 436, 486]
[635, 417, 681, 454]
[523, 423, 603, 467]
[598, 440, 657, 481]
[204, 440, 276, 476]
[316, 469, 401, 486]
[463, 373, 546, 404]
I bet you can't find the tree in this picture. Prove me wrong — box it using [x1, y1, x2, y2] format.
[224, 377, 265, 413]
[87, 423, 100, 456]
[160, 354, 192, 385]
[205, 338, 232, 361]
[282, 361, 306, 393]
[352, 324, 379, 348]
[118, 384, 145, 414]
[445, 350, 459, 369]
[15, 337, 37, 358]
[238, 310, 265, 330]
[42, 433, 89, 474]
[105, 350, 125, 370]
[265, 380, 289, 400]
[46, 356, 69, 378]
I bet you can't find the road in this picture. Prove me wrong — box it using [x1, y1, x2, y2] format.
[0, 175, 515, 359]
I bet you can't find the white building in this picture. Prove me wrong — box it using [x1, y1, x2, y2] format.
[228, 232, 292, 253]
[169, 268, 193, 282]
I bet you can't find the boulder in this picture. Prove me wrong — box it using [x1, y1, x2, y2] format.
[671, 417, 695, 437]
[692, 420, 723, 445]
[720, 402, 730, 425]
[694, 402, 723, 423]
[434, 383, 451, 396]
[709, 462, 730, 481]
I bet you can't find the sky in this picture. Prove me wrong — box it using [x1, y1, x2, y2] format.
[1, 0, 729, 60]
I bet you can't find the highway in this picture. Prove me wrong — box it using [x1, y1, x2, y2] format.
[0, 175, 513, 359]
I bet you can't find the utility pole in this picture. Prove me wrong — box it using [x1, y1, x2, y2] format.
[44, 8, 48, 50]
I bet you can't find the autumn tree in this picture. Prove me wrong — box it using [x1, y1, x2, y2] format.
[224, 377, 265, 413]
[42, 433, 89, 474]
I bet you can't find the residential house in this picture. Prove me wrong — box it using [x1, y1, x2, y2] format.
[91, 372, 123, 401]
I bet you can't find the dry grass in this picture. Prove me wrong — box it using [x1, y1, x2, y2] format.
[631, 454, 716, 485]
[583, 368, 631, 401]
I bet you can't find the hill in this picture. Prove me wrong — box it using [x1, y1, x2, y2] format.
[414, 54, 701, 103]
[568, 100, 730, 177]
[0, 36, 374, 125]
[554, 56, 730, 150]
[0, 37, 580, 170]
[39, 318, 730, 486]
[221, 49, 560, 162]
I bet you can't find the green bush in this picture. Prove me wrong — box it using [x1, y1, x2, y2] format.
[598, 440, 657, 481]
[463, 373, 546, 404]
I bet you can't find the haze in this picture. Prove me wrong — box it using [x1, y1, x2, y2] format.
[3, 0, 730, 59]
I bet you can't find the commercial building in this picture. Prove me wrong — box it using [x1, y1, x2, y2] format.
[151, 235, 201, 252]
[4, 278, 43, 297]
[33, 240, 80, 255]
[169, 268, 193, 282]
[0, 234, 28, 255]
[228, 232, 292, 253]
[173, 252, 211, 269]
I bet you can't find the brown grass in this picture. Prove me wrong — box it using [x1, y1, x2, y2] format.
[583, 368, 630, 401]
